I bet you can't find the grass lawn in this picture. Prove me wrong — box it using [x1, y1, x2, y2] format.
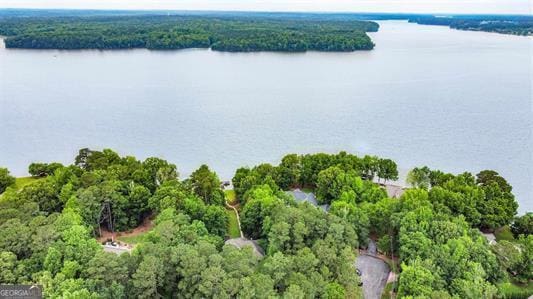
[226, 208, 241, 238]
[497, 281, 533, 299]
[116, 231, 149, 244]
[14, 176, 42, 190]
[224, 189, 238, 205]
[300, 186, 314, 193]
[495, 226, 515, 242]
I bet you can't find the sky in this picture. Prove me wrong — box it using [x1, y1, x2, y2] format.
[0, 0, 531, 15]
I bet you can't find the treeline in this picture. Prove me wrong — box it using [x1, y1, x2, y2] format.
[232, 152, 397, 247]
[0, 149, 530, 298]
[0, 15, 377, 51]
[232, 152, 398, 198]
[0, 149, 365, 297]
[405, 167, 518, 230]
[230, 152, 530, 298]
[409, 15, 533, 36]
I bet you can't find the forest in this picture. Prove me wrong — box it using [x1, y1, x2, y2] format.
[0, 149, 531, 298]
[0, 14, 378, 51]
[408, 15, 533, 36]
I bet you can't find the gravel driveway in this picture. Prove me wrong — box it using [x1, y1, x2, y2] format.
[355, 254, 390, 299]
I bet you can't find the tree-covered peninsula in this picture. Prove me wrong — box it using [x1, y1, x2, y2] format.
[0, 149, 530, 298]
[0, 14, 378, 52]
[408, 15, 533, 36]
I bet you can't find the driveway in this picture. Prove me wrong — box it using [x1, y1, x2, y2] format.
[367, 239, 377, 255]
[355, 254, 390, 299]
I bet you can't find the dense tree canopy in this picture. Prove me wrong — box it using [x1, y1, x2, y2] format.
[0, 149, 528, 298]
[511, 213, 533, 238]
[232, 151, 398, 200]
[0, 149, 367, 297]
[189, 164, 224, 206]
[406, 166, 518, 230]
[233, 154, 527, 298]
[409, 15, 533, 36]
[0, 14, 378, 52]
[28, 162, 64, 177]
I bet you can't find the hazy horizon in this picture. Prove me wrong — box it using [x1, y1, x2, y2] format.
[0, 0, 531, 15]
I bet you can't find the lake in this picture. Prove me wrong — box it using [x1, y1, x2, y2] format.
[0, 21, 531, 213]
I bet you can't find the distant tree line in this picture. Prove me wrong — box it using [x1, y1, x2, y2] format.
[409, 15, 533, 36]
[0, 15, 378, 52]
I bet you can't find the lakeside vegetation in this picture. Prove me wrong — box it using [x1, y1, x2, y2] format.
[0, 149, 365, 298]
[0, 14, 377, 52]
[408, 15, 533, 36]
[0, 148, 531, 298]
[0, 10, 530, 54]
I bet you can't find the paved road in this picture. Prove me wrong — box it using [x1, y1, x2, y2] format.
[355, 254, 390, 299]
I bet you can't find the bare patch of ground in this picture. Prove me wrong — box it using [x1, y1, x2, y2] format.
[97, 216, 154, 244]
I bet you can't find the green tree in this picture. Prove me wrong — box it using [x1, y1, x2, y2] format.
[315, 166, 347, 204]
[190, 165, 224, 205]
[476, 170, 512, 193]
[28, 162, 64, 177]
[476, 181, 517, 229]
[377, 158, 398, 183]
[324, 282, 345, 299]
[203, 205, 229, 238]
[241, 185, 282, 239]
[0, 251, 18, 283]
[19, 179, 61, 214]
[142, 157, 178, 191]
[513, 235, 533, 283]
[0, 219, 31, 258]
[0, 167, 15, 194]
[406, 166, 431, 189]
[131, 255, 164, 298]
[329, 200, 370, 246]
[398, 260, 436, 298]
[511, 212, 532, 238]
[491, 240, 523, 275]
[238, 273, 275, 298]
[275, 154, 301, 189]
[82, 251, 128, 297]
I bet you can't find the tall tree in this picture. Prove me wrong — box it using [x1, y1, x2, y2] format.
[0, 167, 15, 194]
[190, 165, 224, 205]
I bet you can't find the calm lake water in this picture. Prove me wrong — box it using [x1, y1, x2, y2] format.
[0, 21, 531, 213]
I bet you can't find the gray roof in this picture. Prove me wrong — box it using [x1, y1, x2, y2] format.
[225, 237, 265, 257]
[287, 189, 329, 212]
[382, 184, 405, 198]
